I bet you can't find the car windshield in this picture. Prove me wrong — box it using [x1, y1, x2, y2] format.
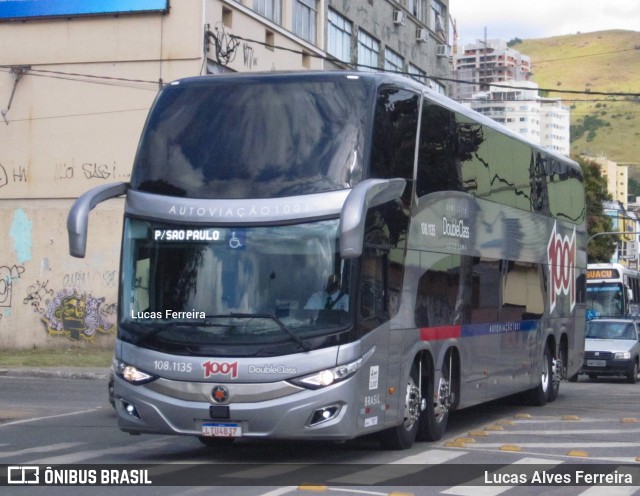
[119, 217, 353, 356]
[586, 321, 637, 340]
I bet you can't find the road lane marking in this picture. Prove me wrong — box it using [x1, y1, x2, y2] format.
[0, 442, 85, 458]
[0, 407, 103, 427]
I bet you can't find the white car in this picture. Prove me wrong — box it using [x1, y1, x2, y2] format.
[579, 319, 640, 383]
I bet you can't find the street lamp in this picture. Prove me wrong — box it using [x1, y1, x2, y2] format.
[588, 231, 640, 266]
[588, 231, 640, 244]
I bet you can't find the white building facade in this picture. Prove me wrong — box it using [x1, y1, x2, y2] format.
[463, 81, 571, 156]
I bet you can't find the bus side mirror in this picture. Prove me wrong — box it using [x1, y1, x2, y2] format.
[339, 178, 406, 259]
[67, 182, 129, 258]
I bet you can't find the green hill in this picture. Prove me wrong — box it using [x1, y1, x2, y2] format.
[513, 30, 640, 166]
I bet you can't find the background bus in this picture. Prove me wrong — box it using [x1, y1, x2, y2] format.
[68, 71, 586, 450]
[586, 263, 640, 319]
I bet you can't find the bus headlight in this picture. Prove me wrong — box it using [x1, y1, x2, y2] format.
[289, 358, 362, 390]
[114, 360, 157, 384]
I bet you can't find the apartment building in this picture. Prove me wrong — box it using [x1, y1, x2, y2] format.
[465, 81, 571, 155]
[0, 0, 451, 348]
[451, 38, 531, 101]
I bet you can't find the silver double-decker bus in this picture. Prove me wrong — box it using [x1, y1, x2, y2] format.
[68, 71, 586, 449]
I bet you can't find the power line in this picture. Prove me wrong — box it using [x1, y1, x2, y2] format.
[532, 47, 640, 65]
[2, 35, 640, 101]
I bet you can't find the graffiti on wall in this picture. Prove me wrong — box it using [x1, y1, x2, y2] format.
[0, 163, 28, 189]
[41, 288, 115, 342]
[0, 160, 129, 193]
[54, 161, 130, 182]
[23, 279, 53, 315]
[0, 263, 25, 308]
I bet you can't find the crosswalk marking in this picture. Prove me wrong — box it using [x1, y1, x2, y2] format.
[477, 429, 640, 435]
[221, 464, 312, 480]
[327, 450, 467, 485]
[462, 442, 640, 448]
[29, 437, 174, 464]
[441, 457, 563, 496]
[390, 449, 470, 465]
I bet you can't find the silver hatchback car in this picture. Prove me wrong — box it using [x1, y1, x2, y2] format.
[578, 319, 640, 383]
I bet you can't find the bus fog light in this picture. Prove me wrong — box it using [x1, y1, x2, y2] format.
[121, 400, 141, 420]
[308, 405, 341, 426]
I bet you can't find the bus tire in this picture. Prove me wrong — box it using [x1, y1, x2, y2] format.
[417, 359, 450, 442]
[548, 353, 561, 403]
[525, 344, 552, 406]
[626, 360, 638, 384]
[378, 364, 420, 450]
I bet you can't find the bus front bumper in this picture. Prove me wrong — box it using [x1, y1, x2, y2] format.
[113, 375, 362, 441]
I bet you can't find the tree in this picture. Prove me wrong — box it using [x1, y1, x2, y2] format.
[578, 156, 616, 262]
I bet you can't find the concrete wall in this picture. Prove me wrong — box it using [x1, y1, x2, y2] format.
[0, 0, 450, 349]
[0, 1, 204, 348]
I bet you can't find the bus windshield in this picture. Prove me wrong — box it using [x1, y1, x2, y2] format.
[130, 75, 372, 199]
[120, 217, 353, 356]
[586, 283, 624, 318]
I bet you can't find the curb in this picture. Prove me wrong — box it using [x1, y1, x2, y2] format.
[0, 367, 110, 380]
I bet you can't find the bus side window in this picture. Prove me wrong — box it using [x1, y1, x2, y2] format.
[370, 87, 419, 202]
[360, 249, 387, 320]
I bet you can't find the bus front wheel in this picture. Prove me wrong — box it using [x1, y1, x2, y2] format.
[378, 365, 420, 450]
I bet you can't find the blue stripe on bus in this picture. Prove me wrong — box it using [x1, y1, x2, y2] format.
[420, 320, 538, 342]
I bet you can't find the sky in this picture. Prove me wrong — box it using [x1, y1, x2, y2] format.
[450, 0, 640, 46]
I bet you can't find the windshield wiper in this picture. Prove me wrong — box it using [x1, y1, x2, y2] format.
[230, 312, 310, 352]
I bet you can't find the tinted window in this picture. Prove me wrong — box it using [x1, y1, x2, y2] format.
[417, 101, 585, 225]
[131, 76, 372, 199]
[370, 87, 419, 200]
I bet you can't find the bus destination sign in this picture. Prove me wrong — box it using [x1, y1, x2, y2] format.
[153, 228, 224, 242]
[587, 269, 619, 280]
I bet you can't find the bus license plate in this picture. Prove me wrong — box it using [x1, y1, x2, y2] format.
[202, 422, 242, 438]
[587, 359, 606, 367]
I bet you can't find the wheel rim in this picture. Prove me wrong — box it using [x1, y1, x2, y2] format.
[433, 375, 451, 424]
[541, 352, 550, 394]
[403, 376, 421, 430]
[551, 355, 561, 391]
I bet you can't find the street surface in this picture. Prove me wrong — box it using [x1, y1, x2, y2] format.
[1, 373, 640, 495]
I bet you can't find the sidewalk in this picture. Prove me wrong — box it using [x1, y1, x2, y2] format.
[0, 366, 110, 380]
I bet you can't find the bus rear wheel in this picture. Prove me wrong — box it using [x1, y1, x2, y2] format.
[524, 345, 552, 406]
[417, 360, 450, 442]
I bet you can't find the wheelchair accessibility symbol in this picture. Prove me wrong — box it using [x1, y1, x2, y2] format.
[228, 230, 245, 250]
